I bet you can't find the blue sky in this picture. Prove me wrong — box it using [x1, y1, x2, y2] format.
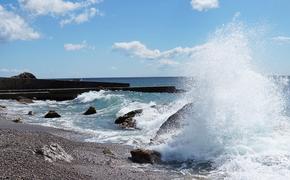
[1, 0, 290, 78]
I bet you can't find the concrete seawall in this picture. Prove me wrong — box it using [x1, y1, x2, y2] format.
[0, 78, 129, 90]
[0, 77, 184, 101]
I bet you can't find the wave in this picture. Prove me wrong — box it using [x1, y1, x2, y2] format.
[154, 20, 290, 179]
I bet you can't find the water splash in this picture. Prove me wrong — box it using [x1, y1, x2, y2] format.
[157, 21, 290, 179]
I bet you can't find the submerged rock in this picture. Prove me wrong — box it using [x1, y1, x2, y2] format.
[115, 109, 143, 129]
[0, 105, 6, 109]
[44, 111, 61, 118]
[35, 143, 73, 163]
[83, 106, 97, 115]
[130, 149, 161, 164]
[16, 96, 34, 104]
[154, 103, 193, 141]
[11, 72, 37, 79]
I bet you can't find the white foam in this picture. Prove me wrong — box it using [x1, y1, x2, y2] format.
[75, 90, 124, 103]
[156, 20, 290, 179]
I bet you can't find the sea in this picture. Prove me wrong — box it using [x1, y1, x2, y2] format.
[2, 20, 290, 179]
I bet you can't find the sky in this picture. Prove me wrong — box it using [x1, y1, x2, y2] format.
[1, 0, 290, 78]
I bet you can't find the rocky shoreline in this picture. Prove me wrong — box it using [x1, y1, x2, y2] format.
[0, 110, 187, 179]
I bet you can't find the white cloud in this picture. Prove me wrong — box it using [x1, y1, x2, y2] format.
[60, 7, 102, 26]
[113, 41, 200, 59]
[19, 0, 103, 26]
[0, 5, 40, 42]
[64, 41, 94, 51]
[19, 0, 81, 16]
[190, 0, 219, 11]
[272, 36, 290, 44]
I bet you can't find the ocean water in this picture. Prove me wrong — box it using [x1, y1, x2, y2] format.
[2, 20, 290, 179]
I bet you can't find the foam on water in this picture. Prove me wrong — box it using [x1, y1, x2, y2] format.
[154, 21, 290, 179]
[0, 91, 183, 146]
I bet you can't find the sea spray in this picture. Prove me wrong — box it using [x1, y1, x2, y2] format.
[156, 21, 290, 179]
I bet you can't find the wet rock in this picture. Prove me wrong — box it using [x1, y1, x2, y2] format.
[35, 143, 73, 163]
[44, 111, 61, 118]
[11, 72, 37, 79]
[0, 105, 6, 109]
[16, 96, 34, 104]
[28, 111, 34, 116]
[115, 109, 143, 129]
[130, 149, 161, 164]
[83, 106, 97, 115]
[154, 103, 193, 140]
[12, 118, 22, 123]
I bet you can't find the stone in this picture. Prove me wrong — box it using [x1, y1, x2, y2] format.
[35, 143, 73, 163]
[0, 105, 6, 108]
[11, 72, 37, 79]
[115, 109, 143, 129]
[44, 111, 61, 118]
[154, 103, 193, 141]
[83, 106, 97, 115]
[12, 118, 22, 123]
[130, 149, 161, 164]
[103, 148, 115, 156]
[16, 96, 34, 104]
[28, 111, 34, 116]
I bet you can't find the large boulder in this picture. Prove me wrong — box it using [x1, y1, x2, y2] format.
[35, 143, 73, 163]
[16, 96, 34, 104]
[154, 103, 193, 141]
[130, 149, 161, 164]
[11, 72, 37, 79]
[115, 109, 143, 129]
[44, 111, 61, 118]
[83, 106, 97, 115]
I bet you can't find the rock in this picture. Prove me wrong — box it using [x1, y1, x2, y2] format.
[16, 96, 34, 104]
[154, 103, 193, 141]
[130, 149, 161, 164]
[0, 105, 6, 108]
[35, 143, 73, 163]
[103, 148, 115, 156]
[44, 111, 61, 118]
[28, 111, 34, 116]
[11, 72, 37, 79]
[115, 109, 143, 129]
[12, 118, 22, 123]
[83, 106, 97, 115]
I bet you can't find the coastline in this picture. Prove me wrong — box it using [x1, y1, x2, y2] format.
[0, 111, 185, 179]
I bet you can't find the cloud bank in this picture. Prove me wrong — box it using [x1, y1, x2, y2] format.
[0, 5, 40, 42]
[190, 0, 219, 11]
[113, 41, 204, 65]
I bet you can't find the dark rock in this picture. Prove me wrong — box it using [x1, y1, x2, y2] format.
[16, 96, 34, 104]
[12, 118, 22, 123]
[83, 106, 97, 115]
[130, 149, 161, 164]
[115, 109, 143, 129]
[44, 111, 61, 118]
[154, 103, 193, 140]
[35, 143, 73, 163]
[11, 72, 37, 79]
[0, 105, 6, 109]
[28, 111, 34, 116]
